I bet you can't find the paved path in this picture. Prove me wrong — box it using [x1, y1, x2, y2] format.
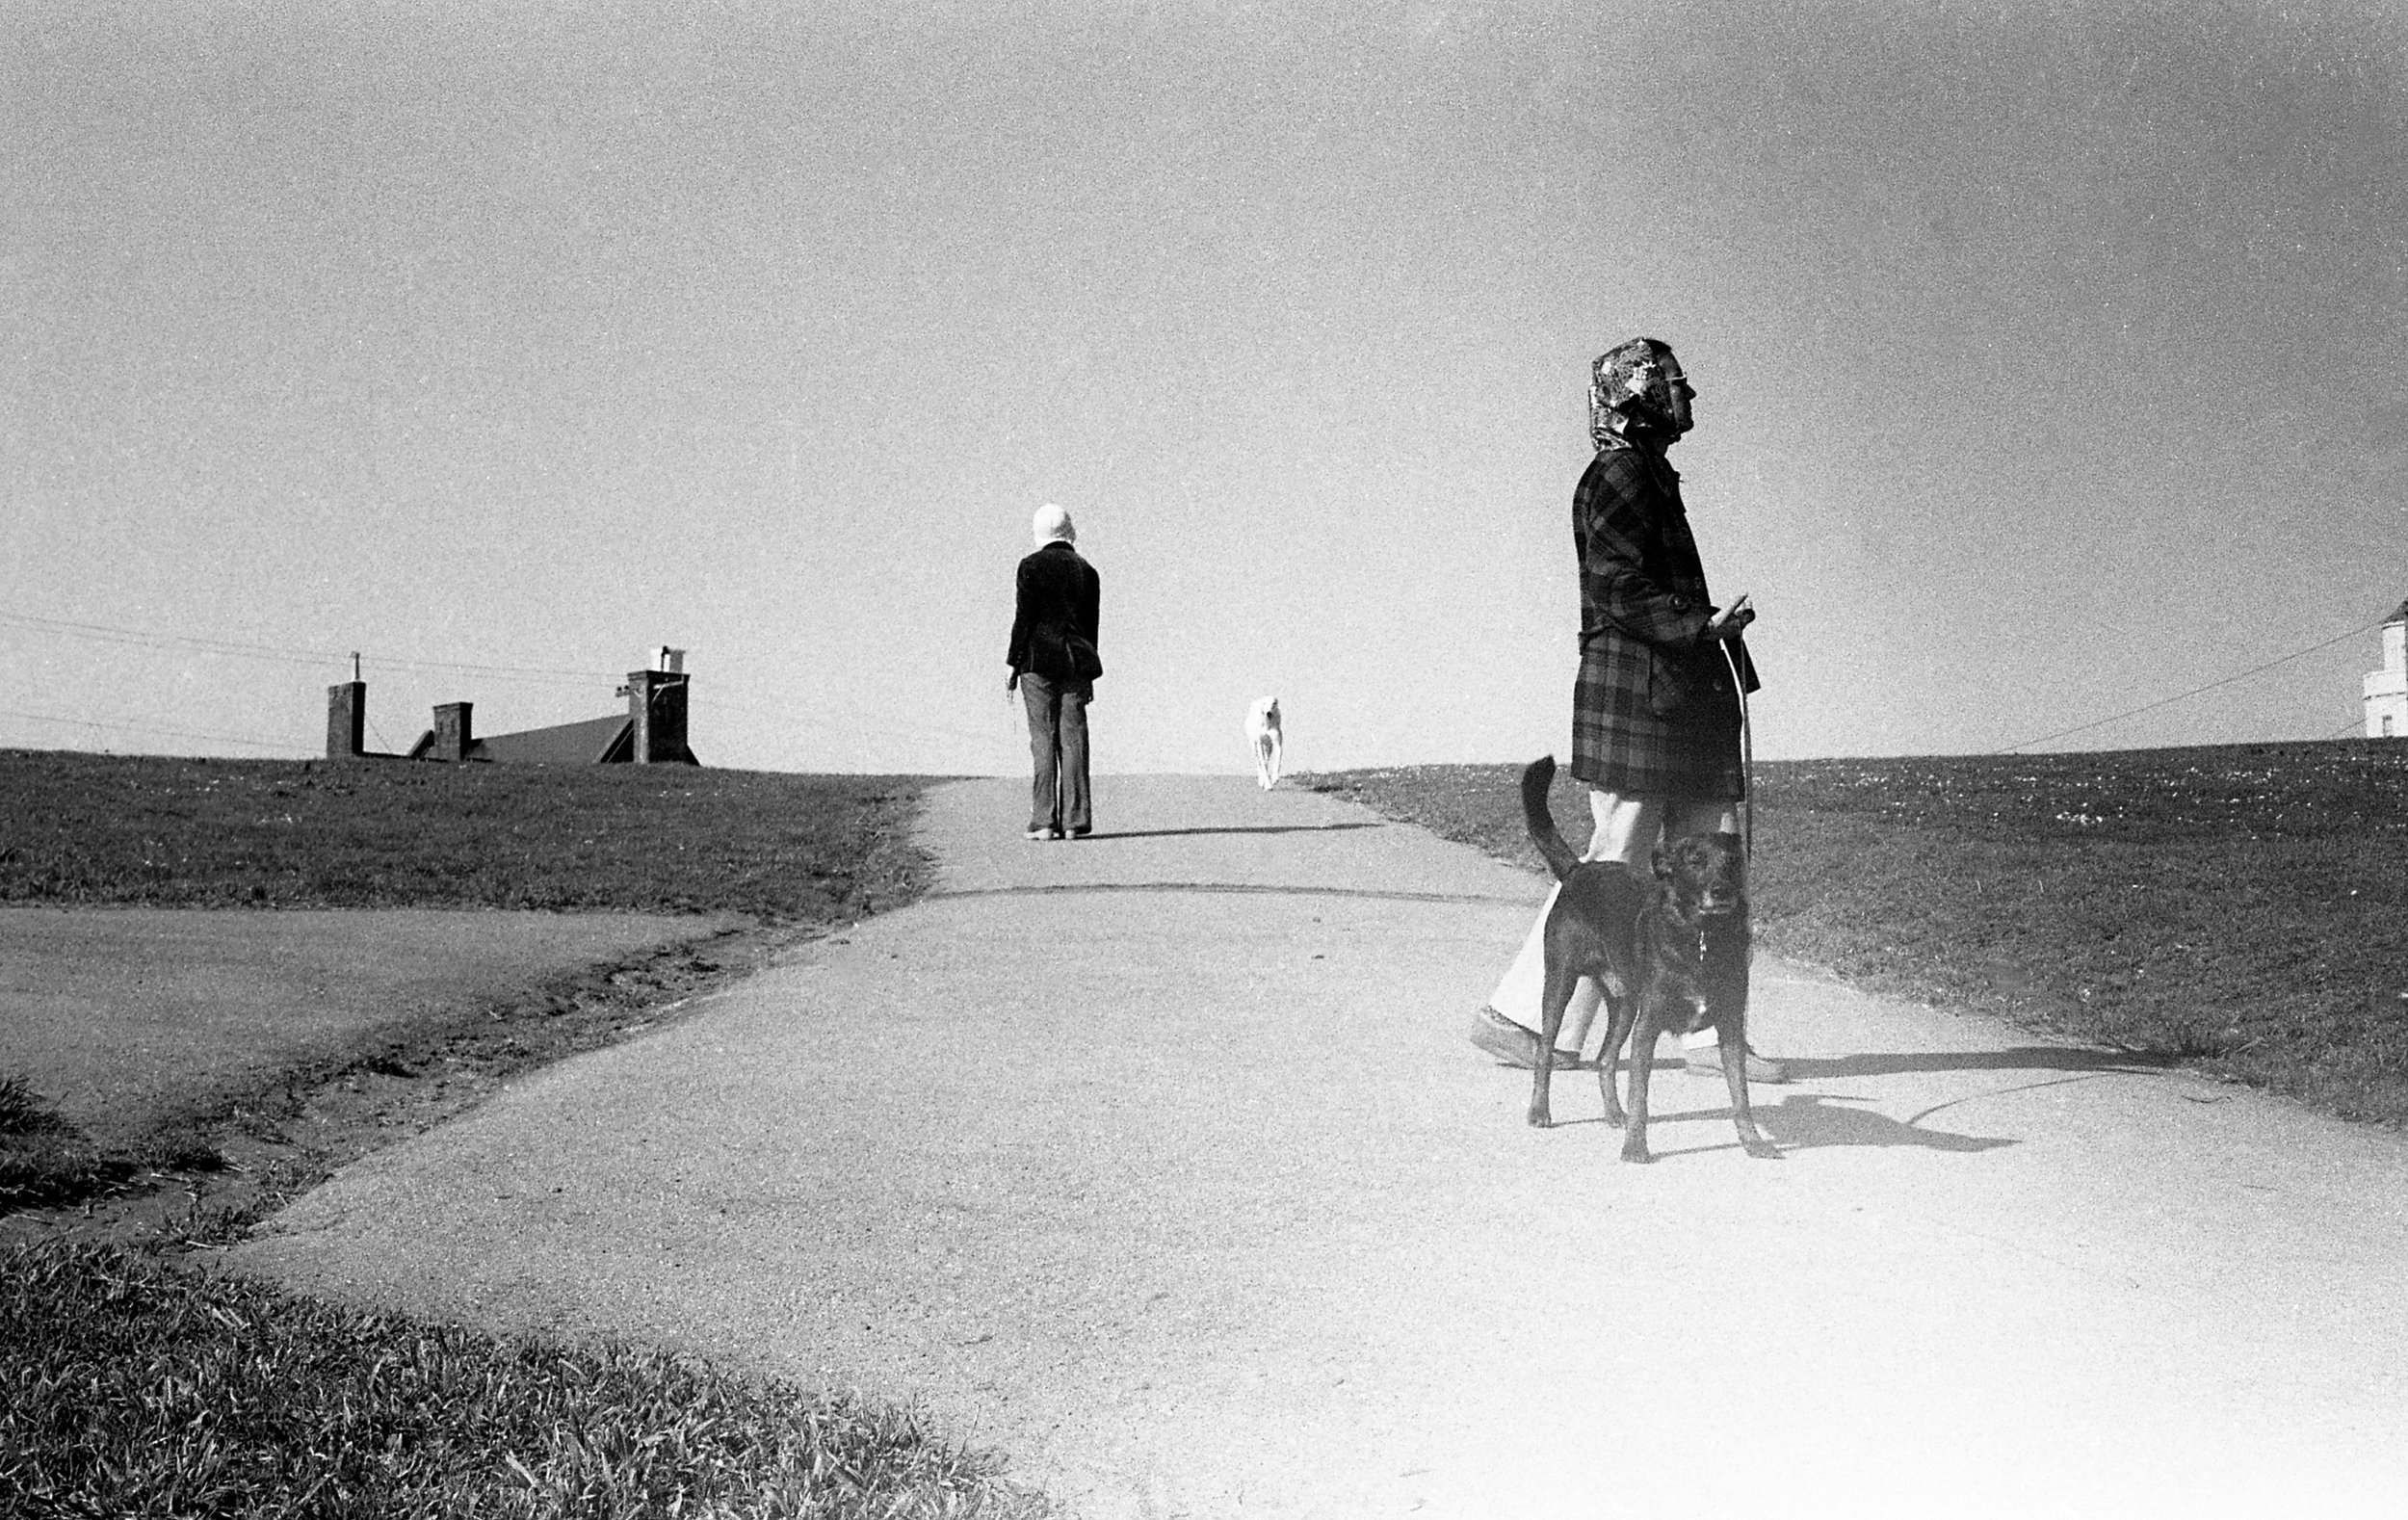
[226, 777, 2408, 1519]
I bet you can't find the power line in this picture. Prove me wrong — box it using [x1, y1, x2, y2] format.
[0, 611, 336, 669]
[688, 694, 1003, 751]
[0, 611, 621, 686]
[2000, 614, 2391, 753]
[359, 653, 620, 685]
[0, 707, 302, 753]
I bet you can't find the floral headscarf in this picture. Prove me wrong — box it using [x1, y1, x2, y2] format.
[1588, 337, 1681, 450]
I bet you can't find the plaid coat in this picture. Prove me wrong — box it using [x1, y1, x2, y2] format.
[1569, 440, 1759, 799]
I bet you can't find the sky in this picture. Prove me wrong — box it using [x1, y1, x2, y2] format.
[5, 1, 2405, 775]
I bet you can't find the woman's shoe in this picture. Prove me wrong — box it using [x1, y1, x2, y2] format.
[1683, 1045, 1789, 1083]
[1468, 1006, 1585, 1069]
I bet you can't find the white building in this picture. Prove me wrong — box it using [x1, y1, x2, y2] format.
[2365, 601, 2408, 738]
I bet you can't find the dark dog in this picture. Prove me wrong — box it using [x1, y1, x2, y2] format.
[1520, 755, 1776, 1163]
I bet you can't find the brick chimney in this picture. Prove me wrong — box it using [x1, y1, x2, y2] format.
[326, 681, 367, 760]
[431, 701, 473, 762]
[623, 668, 691, 765]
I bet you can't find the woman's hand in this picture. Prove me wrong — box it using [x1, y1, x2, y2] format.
[1704, 593, 1754, 642]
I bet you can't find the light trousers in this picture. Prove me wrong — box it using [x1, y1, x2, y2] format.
[1487, 790, 1739, 1059]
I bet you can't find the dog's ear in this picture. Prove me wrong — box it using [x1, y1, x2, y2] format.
[1715, 834, 1747, 880]
[1650, 846, 1673, 881]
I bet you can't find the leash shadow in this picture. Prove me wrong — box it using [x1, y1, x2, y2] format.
[1636, 1092, 2017, 1158]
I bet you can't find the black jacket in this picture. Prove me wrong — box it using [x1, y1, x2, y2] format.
[1007, 540, 1102, 681]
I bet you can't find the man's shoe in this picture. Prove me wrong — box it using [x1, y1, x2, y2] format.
[1069, 826, 1092, 838]
[1684, 1046, 1789, 1084]
[1468, 1007, 1585, 1070]
[1025, 827, 1062, 842]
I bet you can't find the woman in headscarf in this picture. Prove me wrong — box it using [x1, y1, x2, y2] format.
[1468, 338, 1787, 1085]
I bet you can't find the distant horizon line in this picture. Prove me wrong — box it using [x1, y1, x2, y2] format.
[2, 735, 2401, 775]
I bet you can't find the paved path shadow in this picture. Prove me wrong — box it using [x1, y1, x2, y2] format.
[222, 774, 2408, 1520]
[1781, 1045, 2172, 1080]
[1074, 822, 1381, 840]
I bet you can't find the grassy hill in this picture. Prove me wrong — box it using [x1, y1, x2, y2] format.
[1307, 738, 2408, 1127]
[0, 750, 939, 1213]
[0, 749, 930, 919]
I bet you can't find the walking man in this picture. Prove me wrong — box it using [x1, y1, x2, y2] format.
[1007, 503, 1102, 841]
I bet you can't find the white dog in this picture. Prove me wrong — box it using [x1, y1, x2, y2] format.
[1244, 696, 1284, 790]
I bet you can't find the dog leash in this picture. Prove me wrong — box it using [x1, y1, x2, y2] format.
[1724, 641, 1754, 863]
[1721, 639, 1757, 1022]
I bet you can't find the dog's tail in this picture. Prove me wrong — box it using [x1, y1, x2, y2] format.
[1520, 755, 1583, 883]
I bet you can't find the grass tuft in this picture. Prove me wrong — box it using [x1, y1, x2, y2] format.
[0, 1238, 1060, 1517]
[0, 1075, 64, 1138]
[130, 1127, 227, 1175]
[0, 1076, 128, 1208]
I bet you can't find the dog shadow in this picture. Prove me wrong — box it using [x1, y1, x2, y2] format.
[1541, 1048, 2168, 1159]
[1079, 823, 1382, 841]
[1569, 1091, 2015, 1158]
[1747, 1093, 2015, 1153]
